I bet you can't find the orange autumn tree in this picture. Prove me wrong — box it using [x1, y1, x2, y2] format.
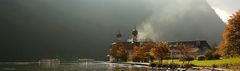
[216, 42, 226, 56]
[141, 41, 155, 60]
[150, 41, 170, 63]
[109, 42, 128, 61]
[131, 41, 170, 62]
[131, 46, 145, 61]
[176, 44, 196, 64]
[131, 41, 155, 62]
[216, 10, 240, 57]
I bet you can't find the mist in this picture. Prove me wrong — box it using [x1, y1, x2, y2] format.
[137, 0, 225, 45]
[0, 0, 225, 61]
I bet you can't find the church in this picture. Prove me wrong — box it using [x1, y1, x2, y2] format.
[107, 27, 140, 62]
[107, 27, 211, 62]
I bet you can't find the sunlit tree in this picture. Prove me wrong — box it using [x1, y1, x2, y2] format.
[131, 41, 171, 62]
[131, 41, 155, 62]
[131, 46, 145, 62]
[150, 41, 170, 63]
[142, 41, 155, 62]
[217, 10, 240, 57]
[216, 42, 226, 56]
[108, 42, 128, 61]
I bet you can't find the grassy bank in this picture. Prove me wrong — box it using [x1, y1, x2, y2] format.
[153, 58, 240, 67]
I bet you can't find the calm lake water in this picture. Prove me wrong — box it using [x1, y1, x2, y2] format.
[0, 62, 153, 71]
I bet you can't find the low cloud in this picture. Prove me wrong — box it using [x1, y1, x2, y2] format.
[137, 0, 225, 45]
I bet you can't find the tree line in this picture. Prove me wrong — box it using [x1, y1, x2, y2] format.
[108, 41, 197, 63]
[108, 10, 240, 63]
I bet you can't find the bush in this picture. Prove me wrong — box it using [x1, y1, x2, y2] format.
[179, 57, 194, 61]
[212, 64, 217, 68]
[132, 58, 142, 62]
[132, 58, 149, 62]
[205, 52, 221, 60]
[186, 57, 194, 61]
[169, 64, 180, 68]
[184, 64, 192, 68]
[154, 63, 180, 68]
[150, 63, 157, 67]
[213, 54, 221, 59]
[197, 55, 206, 60]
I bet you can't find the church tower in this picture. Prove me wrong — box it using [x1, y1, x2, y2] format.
[132, 26, 138, 42]
[116, 31, 122, 42]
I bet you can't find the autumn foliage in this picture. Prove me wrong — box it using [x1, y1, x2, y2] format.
[131, 41, 170, 62]
[131, 46, 145, 58]
[175, 44, 197, 58]
[108, 42, 128, 61]
[175, 44, 197, 65]
[216, 10, 240, 57]
[131, 41, 155, 62]
[149, 41, 170, 58]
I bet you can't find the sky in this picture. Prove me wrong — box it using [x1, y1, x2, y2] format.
[0, 0, 237, 61]
[207, 0, 240, 23]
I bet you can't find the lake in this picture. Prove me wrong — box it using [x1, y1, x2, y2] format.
[0, 62, 154, 71]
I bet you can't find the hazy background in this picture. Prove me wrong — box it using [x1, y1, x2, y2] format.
[0, 0, 226, 61]
[207, 0, 240, 22]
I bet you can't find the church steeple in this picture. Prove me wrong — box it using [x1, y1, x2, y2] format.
[132, 26, 138, 42]
[116, 31, 122, 41]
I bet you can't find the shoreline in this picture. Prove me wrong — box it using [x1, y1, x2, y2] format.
[112, 62, 233, 71]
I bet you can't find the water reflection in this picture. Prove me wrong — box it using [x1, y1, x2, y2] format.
[0, 62, 164, 71]
[108, 64, 150, 71]
[39, 62, 59, 69]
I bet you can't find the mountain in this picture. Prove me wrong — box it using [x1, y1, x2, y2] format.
[137, 0, 226, 46]
[0, 0, 225, 61]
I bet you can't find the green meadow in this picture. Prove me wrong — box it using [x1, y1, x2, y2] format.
[154, 58, 240, 67]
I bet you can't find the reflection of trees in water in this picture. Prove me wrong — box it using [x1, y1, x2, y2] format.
[107, 63, 152, 71]
[0, 62, 160, 71]
[39, 62, 59, 69]
[113, 66, 150, 71]
[129, 67, 150, 71]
